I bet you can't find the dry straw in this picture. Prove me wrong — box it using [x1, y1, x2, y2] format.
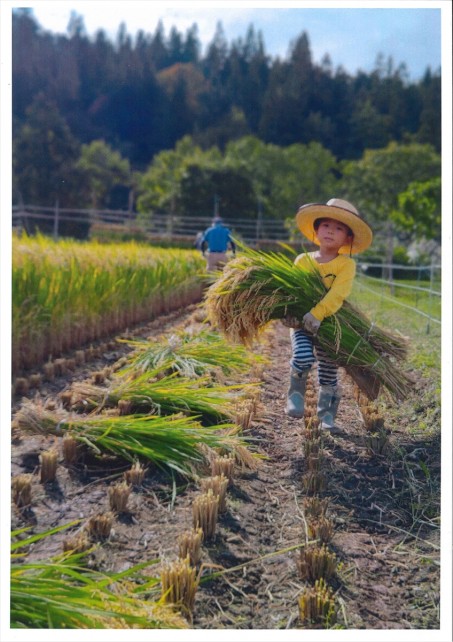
[124, 461, 146, 486]
[108, 481, 131, 513]
[298, 577, 337, 627]
[304, 417, 322, 440]
[210, 454, 235, 485]
[86, 512, 114, 540]
[62, 531, 91, 554]
[306, 516, 335, 545]
[12, 474, 33, 508]
[364, 430, 390, 456]
[62, 434, 79, 464]
[192, 490, 219, 540]
[360, 403, 385, 431]
[200, 474, 229, 513]
[177, 528, 204, 567]
[303, 496, 330, 520]
[160, 556, 199, 619]
[298, 545, 337, 582]
[303, 470, 327, 495]
[39, 449, 58, 483]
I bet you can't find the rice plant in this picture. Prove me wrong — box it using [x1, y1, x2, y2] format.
[210, 454, 235, 484]
[86, 512, 114, 541]
[192, 490, 220, 540]
[306, 516, 335, 545]
[39, 449, 58, 483]
[297, 545, 337, 582]
[199, 474, 229, 513]
[303, 496, 330, 520]
[108, 481, 132, 513]
[119, 327, 266, 379]
[62, 434, 80, 464]
[364, 430, 391, 456]
[11, 524, 187, 629]
[124, 460, 147, 486]
[12, 234, 204, 373]
[303, 470, 327, 495]
[69, 371, 251, 423]
[205, 247, 412, 400]
[12, 474, 33, 508]
[177, 528, 204, 567]
[160, 556, 199, 619]
[14, 399, 246, 477]
[298, 578, 337, 627]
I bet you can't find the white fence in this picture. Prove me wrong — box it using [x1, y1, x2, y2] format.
[12, 203, 290, 245]
[356, 262, 441, 333]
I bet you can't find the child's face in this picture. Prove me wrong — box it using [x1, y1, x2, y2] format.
[316, 218, 352, 252]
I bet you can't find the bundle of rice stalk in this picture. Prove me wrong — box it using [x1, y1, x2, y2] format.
[205, 248, 411, 400]
[11, 525, 187, 629]
[70, 371, 251, 423]
[119, 328, 266, 379]
[14, 399, 245, 477]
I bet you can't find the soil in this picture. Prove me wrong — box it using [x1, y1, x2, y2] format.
[10, 304, 441, 631]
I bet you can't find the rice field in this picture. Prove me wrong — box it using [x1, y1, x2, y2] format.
[10, 240, 442, 632]
[12, 234, 205, 374]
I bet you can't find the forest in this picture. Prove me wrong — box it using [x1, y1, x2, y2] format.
[12, 9, 441, 244]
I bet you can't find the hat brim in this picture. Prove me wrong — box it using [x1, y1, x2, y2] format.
[296, 203, 373, 254]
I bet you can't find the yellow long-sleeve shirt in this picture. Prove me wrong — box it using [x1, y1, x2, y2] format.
[294, 252, 356, 322]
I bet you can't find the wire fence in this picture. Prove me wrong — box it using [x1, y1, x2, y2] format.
[356, 262, 441, 334]
[12, 203, 442, 332]
[12, 203, 291, 246]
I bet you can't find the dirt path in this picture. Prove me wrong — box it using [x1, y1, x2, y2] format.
[11, 308, 440, 630]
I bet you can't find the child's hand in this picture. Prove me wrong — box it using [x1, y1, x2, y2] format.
[302, 312, 321, 335]
[281, 315, 304, 329]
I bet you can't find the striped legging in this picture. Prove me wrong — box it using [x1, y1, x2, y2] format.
[290, 329, 338, 387]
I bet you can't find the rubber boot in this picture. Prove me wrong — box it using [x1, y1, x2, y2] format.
[317, 385, 342, 432]
[285, 368, 309, 418]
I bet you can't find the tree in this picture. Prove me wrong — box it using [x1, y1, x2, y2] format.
[395, 177, 441, 242]
[136, 136, 215, 215]
[224, 136, 339, 219]
[179, 165, 257, 219]
[340, 142, 440, 225]
[339, 142, 441, 269]
[75, 139, 131, 208]
[13, 93, 82, 206]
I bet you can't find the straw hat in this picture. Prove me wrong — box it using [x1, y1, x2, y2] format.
[296, 198, 373, 255]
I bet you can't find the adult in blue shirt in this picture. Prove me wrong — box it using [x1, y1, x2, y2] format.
[201, 217, 236, 272]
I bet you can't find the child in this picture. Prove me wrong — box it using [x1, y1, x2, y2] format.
[285, 198, 373, 431]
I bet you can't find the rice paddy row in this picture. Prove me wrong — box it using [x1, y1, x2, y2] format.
[12, 234, 205, 374]
[11, 317, 268, 628]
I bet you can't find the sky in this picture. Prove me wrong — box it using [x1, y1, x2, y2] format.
[4, 1, 447, 81]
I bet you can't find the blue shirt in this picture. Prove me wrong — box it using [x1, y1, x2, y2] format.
[202, 223, 234, 253]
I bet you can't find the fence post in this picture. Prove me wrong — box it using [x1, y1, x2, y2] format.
[255, 198, 263, 247]
[53, 199, 60, 241]
[426, 260, 435, 335]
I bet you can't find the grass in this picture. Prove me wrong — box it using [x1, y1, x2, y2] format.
[350, 276, 441, 434]
[355, 274, 441, 323]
